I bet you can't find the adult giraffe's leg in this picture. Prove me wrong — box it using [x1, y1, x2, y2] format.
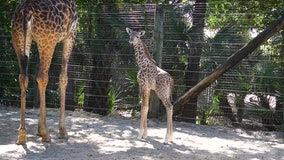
[138, 89, 150, 139]
[16, 54, 29, 145]
[13, 31, 32, 145]
[58, 38, 74, 139]
[36, 44, 56, 142]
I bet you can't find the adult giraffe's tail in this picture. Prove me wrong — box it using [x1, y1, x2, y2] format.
[12, 0, 34, 76]
[20, 1, 33, 58]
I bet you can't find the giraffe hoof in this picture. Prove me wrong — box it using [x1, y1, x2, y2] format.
[138, 134, 147, 139]
[16, 139, 27, 145]
[164, 139, 173, 145]
[58, 133, 68, 139]
[41, 135, 51, 142]
[16, 137, 27, 145]
[58, 130, 68, 139]
[163, 141, 171, 145]
[17, 129, 27, 145]
[37, 129, 50, 142]
[164, 138, 173, 145]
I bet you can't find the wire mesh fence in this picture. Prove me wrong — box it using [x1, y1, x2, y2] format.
[0, 2, 283, 131]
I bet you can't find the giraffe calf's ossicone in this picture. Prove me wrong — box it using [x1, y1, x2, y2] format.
[126, 27, 174, 144]
[12, 0, 78, 144]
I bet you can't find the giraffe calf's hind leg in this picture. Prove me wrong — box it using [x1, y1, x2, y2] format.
[164, 105, 173, 144]
[157, 89, 174, 144]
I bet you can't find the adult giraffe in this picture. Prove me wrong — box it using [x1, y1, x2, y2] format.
[12, 0, 78, 144]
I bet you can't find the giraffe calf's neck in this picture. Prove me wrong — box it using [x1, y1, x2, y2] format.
[133, 40, 156, 67]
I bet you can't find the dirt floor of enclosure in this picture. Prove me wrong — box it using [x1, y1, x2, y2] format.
[0, 106, 284, 160]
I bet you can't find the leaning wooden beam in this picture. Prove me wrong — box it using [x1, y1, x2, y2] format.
[174, 16, 284, 113]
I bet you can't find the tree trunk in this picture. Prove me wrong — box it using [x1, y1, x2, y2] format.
[174, 16, 284, 114]
[181, 0, 206, 123]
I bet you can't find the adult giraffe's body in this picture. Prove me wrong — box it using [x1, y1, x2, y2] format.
[12, 0, 78, 144]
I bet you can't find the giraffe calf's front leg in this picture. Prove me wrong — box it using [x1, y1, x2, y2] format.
[138, 119, 148, 139]
[138, 89, 150, 140]
[138, 129, 145, 139]
[164, 129, 173, 144]
[138, 112, 148, 139]
[138, 131, 148, 139]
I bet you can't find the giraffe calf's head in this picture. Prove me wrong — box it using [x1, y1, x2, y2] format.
[126, 27, 145, 45]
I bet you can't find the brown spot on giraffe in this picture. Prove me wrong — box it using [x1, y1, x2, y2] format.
[126, 27, 174, 144]
[12, 0, 78, 145]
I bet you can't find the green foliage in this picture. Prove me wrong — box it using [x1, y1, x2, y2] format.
[179, 55, 188, 65]
[252, 58, 282, 93]
[75, 82, 85, 107]
[245, 106, 283, 131]
[207, 0, 284, 31]
[0, 0, 18, 35]
[275, 82, 284, 106]
[76, 0, 149, 4]
[0, 1, 19, 106]
[248, 54, 284, 130]
[125, 70, 139, 86]
[108, 87, 116, 114]
[197, 94, 221, 125]
[130, 108, 139, 118]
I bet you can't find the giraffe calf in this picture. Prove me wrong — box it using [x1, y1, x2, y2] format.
[126, 28, 174, 144]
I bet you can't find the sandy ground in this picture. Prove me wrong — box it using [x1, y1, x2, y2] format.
[0, 106, 284, 160]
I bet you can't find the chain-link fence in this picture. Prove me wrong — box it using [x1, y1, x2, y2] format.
[0, 2, 283, 131]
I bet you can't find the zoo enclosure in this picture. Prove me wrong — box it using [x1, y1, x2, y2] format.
[0, 2, 284, 131]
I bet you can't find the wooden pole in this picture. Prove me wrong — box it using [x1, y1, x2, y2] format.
[174, 16, 284, 114]
[149, 4, 164, 118]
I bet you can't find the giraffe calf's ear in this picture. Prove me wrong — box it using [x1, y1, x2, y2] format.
[126, 27, 131, 34]
[140, 31, 146, 37]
